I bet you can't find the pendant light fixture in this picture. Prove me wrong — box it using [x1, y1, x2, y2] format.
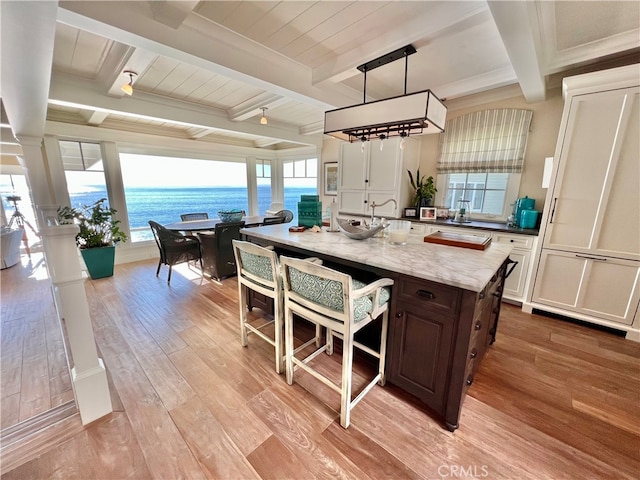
[324, 45, 447, 142]
[121, 70, 137, 96]
[260, 107, 268, 125]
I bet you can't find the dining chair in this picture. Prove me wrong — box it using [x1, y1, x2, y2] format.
[274, 209, 294, 223]
[148, 220, 202, 284]
[280, 256, 394, 428]
[198, 221, 245, 280]
[232, 240, 322, 374]
[180, 212, 209, 221]
[262, 216, 285, 226]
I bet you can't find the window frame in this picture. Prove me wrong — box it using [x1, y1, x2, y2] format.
[435, 172, 520, 222]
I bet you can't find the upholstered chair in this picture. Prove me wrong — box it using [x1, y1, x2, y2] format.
[279, 256, 394, 428]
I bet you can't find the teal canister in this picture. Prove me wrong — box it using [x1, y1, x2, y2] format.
[520, 209, 539, 229]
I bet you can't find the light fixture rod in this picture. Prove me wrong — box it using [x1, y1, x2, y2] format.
[404, 51, 409, 95]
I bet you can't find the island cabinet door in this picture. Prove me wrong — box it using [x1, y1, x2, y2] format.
[387, 277, 461, 415]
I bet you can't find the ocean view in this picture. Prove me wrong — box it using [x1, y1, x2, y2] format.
[69, 185, 317, 241]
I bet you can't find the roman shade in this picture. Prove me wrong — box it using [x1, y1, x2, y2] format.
[437, 109, 533, 173]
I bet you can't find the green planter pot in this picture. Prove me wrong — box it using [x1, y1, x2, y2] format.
[80, 245, 115, 279]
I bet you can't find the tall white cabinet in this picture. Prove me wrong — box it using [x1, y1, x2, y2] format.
[526, 65, 640, 340]
[337, 137, 418, 218]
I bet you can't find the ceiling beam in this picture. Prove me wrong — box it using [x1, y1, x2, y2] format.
[0, 1, 58, 137]
[48, 73, 322, 147]
[487, 1, 546, 102]
[227, 93, 287, 122]
[57, 3, 360, 111]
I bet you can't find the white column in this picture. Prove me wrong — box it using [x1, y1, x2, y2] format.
[39, 220, 113, 425]
[15, 135, 53, 226]
[245, 156, 258, 215]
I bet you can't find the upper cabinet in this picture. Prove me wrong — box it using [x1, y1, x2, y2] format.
[337, 137, 418, 218]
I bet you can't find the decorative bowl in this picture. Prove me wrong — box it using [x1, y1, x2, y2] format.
[218, 209, 244, 222]
[337, 218, 386, 240]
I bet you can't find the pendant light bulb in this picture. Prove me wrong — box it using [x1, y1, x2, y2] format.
[379, 134, 386, 151]
[260, 107, 268, 125]
[121, 70, 137, 96]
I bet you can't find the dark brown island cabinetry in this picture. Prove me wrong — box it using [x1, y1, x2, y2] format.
[387, 260, 507, 430]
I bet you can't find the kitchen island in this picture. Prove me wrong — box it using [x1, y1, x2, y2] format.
[241, 224, 512, 430]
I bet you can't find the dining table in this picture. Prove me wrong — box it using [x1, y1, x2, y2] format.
[163, 215, 272, 232]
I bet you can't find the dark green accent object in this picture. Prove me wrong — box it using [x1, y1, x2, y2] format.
[81, 245, 116, 279]
[298, 195, 322, 228]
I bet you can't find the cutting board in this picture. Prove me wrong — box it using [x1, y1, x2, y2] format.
[424, 231, 492, 250]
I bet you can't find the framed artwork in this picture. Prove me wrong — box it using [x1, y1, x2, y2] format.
[324, 162, 338, 195]
[404, 207, 418, 218]
[420, 207, 437, 221]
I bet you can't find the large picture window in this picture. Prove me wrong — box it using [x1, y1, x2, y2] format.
[119, 154, 247, 242]
[60, 141, 108, 208]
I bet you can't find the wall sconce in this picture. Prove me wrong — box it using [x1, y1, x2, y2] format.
[260, 107, 268, 125]
[121, 70, 137, 96]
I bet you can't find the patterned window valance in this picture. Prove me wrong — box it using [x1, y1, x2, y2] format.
[437, 109, 533, 174]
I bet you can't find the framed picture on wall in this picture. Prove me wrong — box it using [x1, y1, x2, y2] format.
[324, 162, 338, 195]
[420, 207, 437, 221]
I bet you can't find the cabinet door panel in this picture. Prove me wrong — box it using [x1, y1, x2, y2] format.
[368, 139, 401, 191]
[338, 190, 366, 215]
[580, 259, 640, 324]
[533, 250, 584, 308]
[595, 90, 639, 259]
[339, 142, 367, 190]
[533, 250, 640, 325]
[502, 249, 530, 301]
[545, 88, 639, 254]
[388, 307, 453, 413]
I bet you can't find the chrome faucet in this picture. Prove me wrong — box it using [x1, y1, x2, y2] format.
[369, 198, 397, 224]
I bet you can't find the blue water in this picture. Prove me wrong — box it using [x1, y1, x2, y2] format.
[69, 185, 317, 241]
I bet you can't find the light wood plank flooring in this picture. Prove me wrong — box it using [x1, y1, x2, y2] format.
[1, 258, 639, 479]
[0, 252, 74, 431]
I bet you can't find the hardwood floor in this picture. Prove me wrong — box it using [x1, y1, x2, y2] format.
[1, 258, 639, 479]
[0, 252, 74, 431]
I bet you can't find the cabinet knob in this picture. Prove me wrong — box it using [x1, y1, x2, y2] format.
[364, 200, 368, 204]
[466, 375, 474, 386]
[479, 292, 485, 299]
[396, 312, 402, 318]
[474, 321, 482, 330]
[469, 348, 477, 359]
[365, 179, 369, 183]
[510, 239, 514, 243]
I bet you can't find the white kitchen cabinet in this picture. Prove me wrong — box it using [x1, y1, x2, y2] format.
[420, 223, 537, 303]
[532, 250, 640, 325]
[527, 65, 640, 339]
[338, 137, 418, 218]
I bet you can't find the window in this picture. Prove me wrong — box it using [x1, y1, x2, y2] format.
[119, 153, 247, 242]
[436, 109, 532, 221]
[283, 158, 317, 215]
[256, 159, 272, 214]
[0, 174, 39, 247]
[60, 141, 108, 208]
[437, 172, 520, 220]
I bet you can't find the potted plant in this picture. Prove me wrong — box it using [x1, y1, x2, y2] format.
[57, 198, 127, 279]
[407, 169, 437, 208]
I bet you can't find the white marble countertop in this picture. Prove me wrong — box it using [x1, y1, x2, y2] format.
[241, 225, 513, 292]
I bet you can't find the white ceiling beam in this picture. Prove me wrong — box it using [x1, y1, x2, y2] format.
[487, 1, 546, 102]
[0, 1, 58, 138]
[310, 3, 488, 87]
[254, 138, 280, 148]
[48, 73, 322, 148]
[106, 48, 158, 97]
[186, 127, 215, 139]
[86, 111, 109, 126]
[57, 4, 360, 110]
[148, 0, 200, 30]
[228, 93, 287, 122]
[299, 121, 324, 136]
